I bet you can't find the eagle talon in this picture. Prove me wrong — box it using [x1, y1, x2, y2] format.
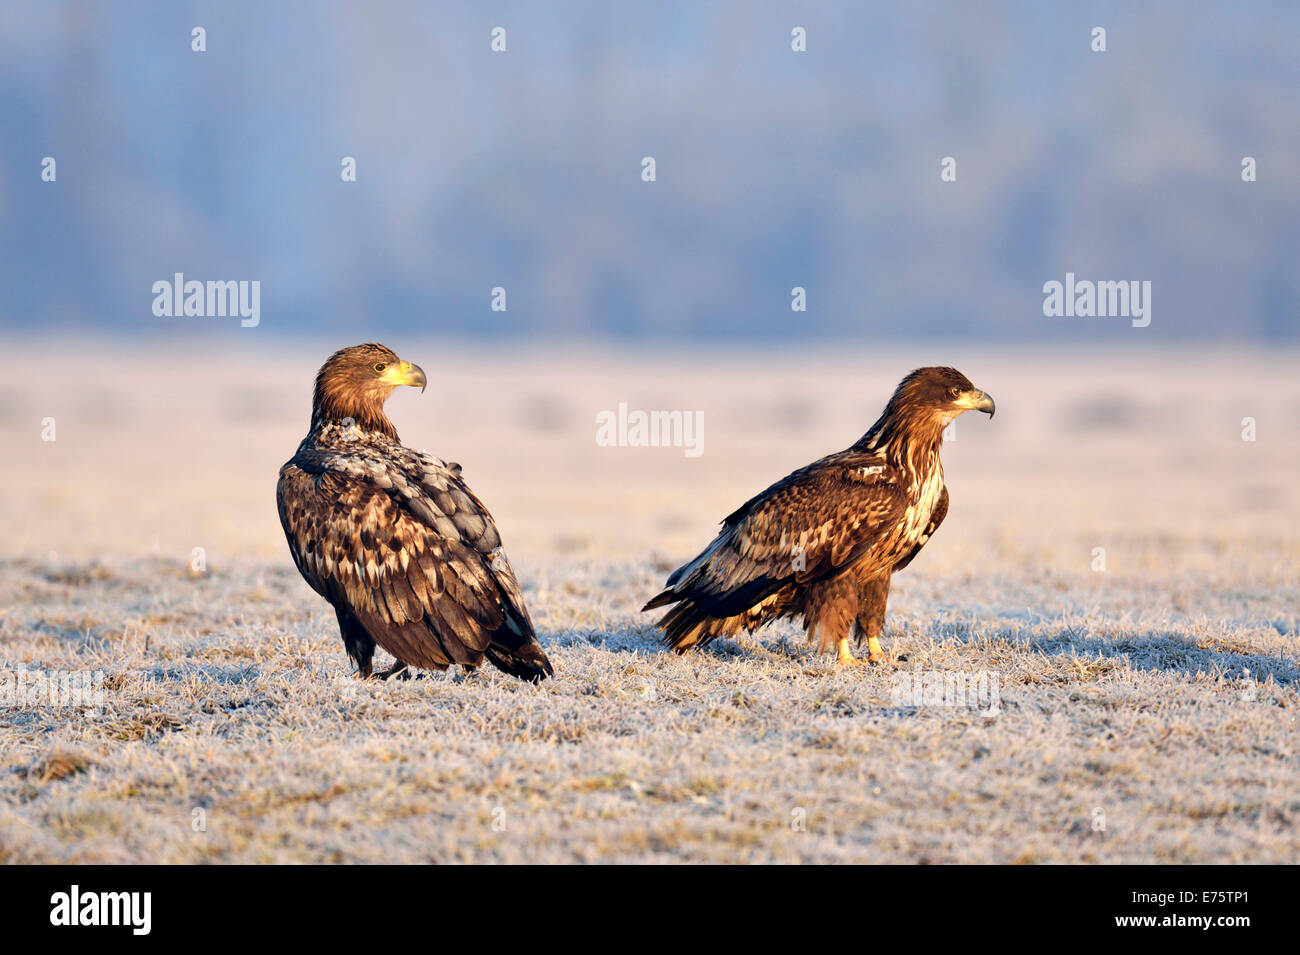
[866, 635, 889, 666]
[835, 639, 867, 667]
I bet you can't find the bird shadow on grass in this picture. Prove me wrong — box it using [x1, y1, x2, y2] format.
[533, 614, 1298, 691]
[1031, 632, 1296, 687]
[918, 619, 1299, 688]
[135, 663, 261, 685]
[575, 618, 1300, 688]
[541, 626, 663, 656]
[545, 621, 822, 665]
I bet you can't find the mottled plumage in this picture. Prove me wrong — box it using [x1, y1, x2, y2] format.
[277, 343, 552, 681]
[644, 366, 994, 664]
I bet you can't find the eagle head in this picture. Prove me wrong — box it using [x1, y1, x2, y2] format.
[311, 342, 427, 434]
[889, 366, 996, 425]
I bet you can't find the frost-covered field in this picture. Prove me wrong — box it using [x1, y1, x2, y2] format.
[1, 341, 1296, 863]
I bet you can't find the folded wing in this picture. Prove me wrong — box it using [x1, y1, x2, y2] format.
[277, 455, 551, 680]
[645, 453, 908, 619]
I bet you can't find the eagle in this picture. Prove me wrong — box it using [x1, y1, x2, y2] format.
[276, 343, 553, 682]
[644, 367, 994, 665]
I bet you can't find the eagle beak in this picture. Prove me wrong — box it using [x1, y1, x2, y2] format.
[956, 389, 996, 418]
[382, 360, 427, 393]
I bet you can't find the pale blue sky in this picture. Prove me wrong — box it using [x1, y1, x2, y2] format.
[1, 1, 1297, 342]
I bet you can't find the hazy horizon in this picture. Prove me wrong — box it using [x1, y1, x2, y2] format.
[3, 0, 1298, 344]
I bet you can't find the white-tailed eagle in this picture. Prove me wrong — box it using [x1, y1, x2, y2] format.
[277, 343, 552, 681]
[644, 367, 994, 665]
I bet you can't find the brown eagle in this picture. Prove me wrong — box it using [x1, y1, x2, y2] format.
[644, 367, 994, 665]
[277, 343, 552, 681]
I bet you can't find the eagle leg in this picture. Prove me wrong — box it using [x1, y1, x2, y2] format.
[374, 661, 412, 680]
[335, 606, 376, 679]
[855, 574, 892, 665]
[805, 574, 859, 663]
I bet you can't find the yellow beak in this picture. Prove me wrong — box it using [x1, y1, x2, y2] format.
[380, 360, 427, 393]
[956, 389, 996, 418]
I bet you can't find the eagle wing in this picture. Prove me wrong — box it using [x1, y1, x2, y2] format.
[277, 451, 540, 674]
[648, 453, 909, 618]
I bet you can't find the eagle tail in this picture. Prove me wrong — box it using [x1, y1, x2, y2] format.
[482, 604, 553, 682]
[484, 641, 553, 683]
[642, 588, 678, 611]
[649, 583, 801, 654]
[652, 598, 732, 653]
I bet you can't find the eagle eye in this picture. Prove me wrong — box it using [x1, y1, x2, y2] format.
[948, 386, 961, 399]
[374, 362, 387, 373]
